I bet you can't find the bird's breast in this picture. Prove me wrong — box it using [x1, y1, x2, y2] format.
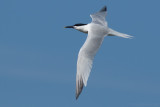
[89, 23, 108, 36]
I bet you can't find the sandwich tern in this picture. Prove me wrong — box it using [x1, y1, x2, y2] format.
[65, 6, 133, 99]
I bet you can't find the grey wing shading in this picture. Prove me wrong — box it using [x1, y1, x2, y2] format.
[90, 6, 107, 25]
[76, 25, 105, 99]
[76, 54, 93, 99]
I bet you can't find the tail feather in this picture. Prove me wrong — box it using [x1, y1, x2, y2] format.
[108, 28, 133, 39]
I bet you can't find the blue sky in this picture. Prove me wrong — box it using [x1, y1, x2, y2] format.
[0, 0, 160, 107]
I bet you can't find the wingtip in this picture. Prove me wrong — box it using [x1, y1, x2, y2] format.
[75, 84, 84, 100]
[99, 6, 107, 12]
[76, 94, 79, 100]
[75, 91, 81, 100]
[76, 77, 84, 100]
[76, 92, 79, 100]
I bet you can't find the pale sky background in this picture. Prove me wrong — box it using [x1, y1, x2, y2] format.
[0, 0, 160, 107]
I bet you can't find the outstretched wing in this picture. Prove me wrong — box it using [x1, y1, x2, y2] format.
[90, 6, 107, 25]
[76, 23, 105, 99]
[76, 51, 93, 99]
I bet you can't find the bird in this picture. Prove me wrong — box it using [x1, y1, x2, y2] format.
[65, 6, 133, 100]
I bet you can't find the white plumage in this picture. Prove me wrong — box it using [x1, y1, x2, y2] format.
[65, 6, 133, 99]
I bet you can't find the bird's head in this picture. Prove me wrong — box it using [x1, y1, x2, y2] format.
[64, 23, 87, 28]
[64, 23, 88, 33]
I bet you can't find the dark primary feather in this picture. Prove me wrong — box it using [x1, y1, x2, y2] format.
[99, 6, 107, 12]
[76, 76, 84, 100]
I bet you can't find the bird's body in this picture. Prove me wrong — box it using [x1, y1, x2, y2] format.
[65, 6, 133, 99]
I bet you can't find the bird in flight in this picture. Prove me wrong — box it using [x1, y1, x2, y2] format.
[65, 6, 133, 100]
